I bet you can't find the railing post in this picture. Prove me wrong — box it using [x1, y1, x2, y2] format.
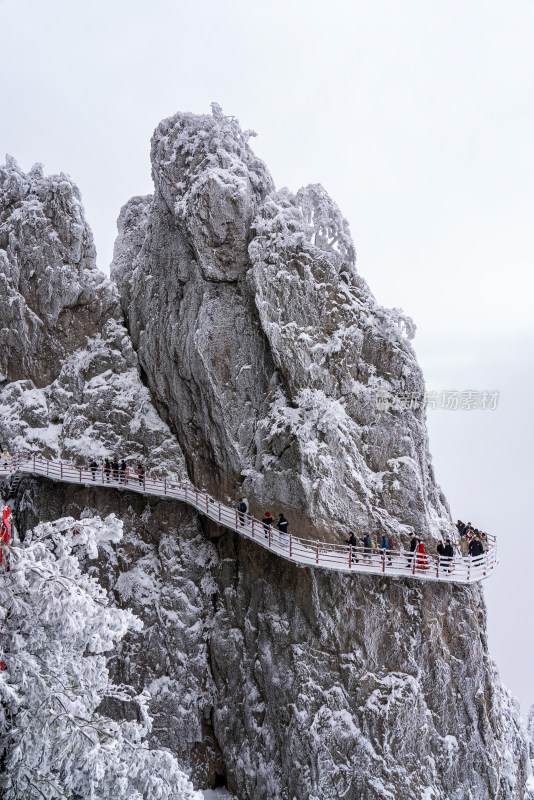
[289, 535, 292, 557]
[195, 489, 198, 508]
[79, 467, 81, 483]
[412, 553, 416, 575]
[206, 494, 209, 513]
[251, 517, 254, 538]
[235, 508, 238, 528]
[47, 460, 49, 477]
[467, 558, 471, 582]
[348, 546, 352, 569]
[436, 556, 440, 578]
[164, 478, 166, 496]
[382, 551, 386, 573]
[219, 503, 221, 523]
[143, 475, 145, 492]
[316, 542, 319, 564]
[61, 463, 63, 479]
[268, 527, 271, 548]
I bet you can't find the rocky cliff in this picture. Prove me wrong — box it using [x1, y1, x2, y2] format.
[0, 159, 187, 477]
[111, 107, 449, 543]
[1, 110, 531, 800]
[0, 158, 116, 387]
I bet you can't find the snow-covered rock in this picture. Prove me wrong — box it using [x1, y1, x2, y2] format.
[0, 158, 118, 387]
[0, 158, 187, 477]
[0, 514, 203, 800]
[112, 109, 276, 499]
[111, 108, 449, 542]
[1, 108, 531, 799]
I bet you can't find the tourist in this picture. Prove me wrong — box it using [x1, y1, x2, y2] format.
[346, 531, 359, 563]
[460, 536, 469, 559]
[381, 532, 392, 565]
[137, 463, 145, 486]
[277, 513, 289, 545]
[104, 458, 111, 483]
[416, 539, 429, 571]
[237, 497, 247, 527]
[262, 511, 273, 538]
[112, 457, 119, 482]
[361, 533, 372, 562]
[90, 460, 98, 481]
[443, 539, 454, 573]
[119, 460, 126, 484]
[406, 533, 417, 567]
[469, 534, 484, 559]
[0, 505, 12, 571]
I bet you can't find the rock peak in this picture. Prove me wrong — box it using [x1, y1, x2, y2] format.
[113, 106, 447, 544]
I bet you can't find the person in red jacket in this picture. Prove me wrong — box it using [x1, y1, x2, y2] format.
[0, 505, 11, 570]
[416, 539, 429, 571]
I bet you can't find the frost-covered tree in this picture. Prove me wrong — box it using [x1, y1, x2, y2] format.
[0, 515, 202, 800]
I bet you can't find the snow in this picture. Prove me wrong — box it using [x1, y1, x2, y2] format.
[0, 513, 202, 799]
[0, 319, 188, 479]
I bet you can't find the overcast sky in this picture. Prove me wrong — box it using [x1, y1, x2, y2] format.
[1, 0, 533, 712]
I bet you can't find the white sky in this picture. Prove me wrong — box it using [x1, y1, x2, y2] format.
[1, 0, 533, 712]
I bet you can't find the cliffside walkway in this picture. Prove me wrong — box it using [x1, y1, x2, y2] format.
[0, 453, 497, 585]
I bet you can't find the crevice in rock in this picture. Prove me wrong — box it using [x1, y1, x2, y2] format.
[277, 443, 291, 460]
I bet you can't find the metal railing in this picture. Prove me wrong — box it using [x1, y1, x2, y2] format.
[0, 453, 497, 584]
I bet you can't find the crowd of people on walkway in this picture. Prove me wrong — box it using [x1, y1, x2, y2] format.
[343, 520, 490, 573]
[0, 450, 148, 490]
[234, 498, 491, 574]
[344, 530, 436, 570]
[92, 458, 146, 487]
[455, 520, 489, 558]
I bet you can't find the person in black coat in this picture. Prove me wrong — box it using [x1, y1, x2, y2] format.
[361, 533, 372, 561]
[406, 533, 417, 567]
[277, 513, 289, 545]
[442, 539, 455, 572]
[346, 531, 357, 547]
[277, 514, 288, 534]
[345, 530, 359, 563]
[443, 540, 454, 559]
[437, 541, 445, 557]
[262, 511, 273, 538]
[236, 498, 247, 527]
[469, 535, 484, 558]
[137, 463, 145, 486]
[104, 458, 111, 483]
[90, 460, 98, 481]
